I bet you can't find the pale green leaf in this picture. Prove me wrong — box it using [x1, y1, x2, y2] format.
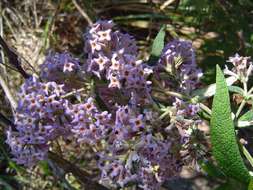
[148, 25, 165, 65]
[237, 109, 253, 128]
[192, 76, 237, 100]
[210, 65, 250, 184]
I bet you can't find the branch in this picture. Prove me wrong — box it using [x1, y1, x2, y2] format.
[0, 73, 17, 109]
[0, 112, 16, 131]
[48, 152, 109, 190]
[72, 0, 93, 26]
[0, 36, 30, 79]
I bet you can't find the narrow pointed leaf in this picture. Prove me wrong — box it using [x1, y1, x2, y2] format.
[239, 109, 253, 122]
[248, 178, 253, 190]
[192, 76, 237, 100]
[148, 25, 165, 65]
[237, 109, 253, 127]
[210, 65, 250, 184]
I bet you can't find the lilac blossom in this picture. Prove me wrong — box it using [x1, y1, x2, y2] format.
[98, 134, 182, 189]
[84, 20, 153, 105]
[225, 53, 252, 83]
[4, 20, 208, 189]
[6, 76, 72, 166]
[40, 52, 84, 90]
[68, 97, 112, 144]
[98, 156, 137, 188]
[170, 98, 202, 141]
[84, 20, 137, 76]
[135, 134, 181, 190]
[157, 39, 203, 93]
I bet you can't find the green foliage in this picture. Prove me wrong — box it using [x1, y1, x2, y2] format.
[237, 109, 253, 128]
[228, 86, 245, 97]
[200, 160, 226, 179]
[239, 109, 253, 122]
[0, 136, 20, 189]
[248, 178, 253, 190]
[148, 25, 165, 65]
[210, 65, 250, 184]
[178, 0, 253, 84]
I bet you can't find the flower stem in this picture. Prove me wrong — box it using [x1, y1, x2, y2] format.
[152, 87, 187, 100]
[236, 100, 246, 118]
[241, 145, 253, 168]
[199, 103, 212, 116]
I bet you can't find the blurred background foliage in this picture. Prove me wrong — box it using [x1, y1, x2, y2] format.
[0, 0, 253, 189]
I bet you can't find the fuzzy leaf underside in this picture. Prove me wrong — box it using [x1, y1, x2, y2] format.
[210, 65, 250, 184]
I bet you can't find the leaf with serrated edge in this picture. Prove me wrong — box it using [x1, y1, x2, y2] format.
[210, 65, 250, 184]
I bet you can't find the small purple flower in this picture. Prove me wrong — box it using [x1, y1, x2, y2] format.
[40, 52, 84, 90]
[225, 53, 252, 82]
[6, 76, 72, 166]
[157, 39, 203, 93]
[69, 98, 112, 144]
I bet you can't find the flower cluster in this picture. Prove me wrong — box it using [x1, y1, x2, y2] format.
[68, 97, 112, 144]
[171, 98, 201, 141]
[84, 20, 153, 105]
[6, 77, 71, 166]
[84, 20, 138, 77]
[40, 52, 84, 90]
[99, 134, 181, 190]
[5, 20, 207, 189]
[225, 53, 253, 83]
[157, 39, 203, 93]
[135, 134, 181, 190]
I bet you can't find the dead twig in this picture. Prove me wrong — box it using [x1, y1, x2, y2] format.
[0, 74, 17, 109]
[72, 0, 93, 26]
[0, 36, 30, 79]
[0, 112, 16, 130]
[48, 151, 109, 190]
[0, 20, 18, 110]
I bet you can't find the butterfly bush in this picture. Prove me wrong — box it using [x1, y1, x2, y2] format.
[156, 39, 203, 93]
[6, 20, 213, 189]
[6, 77, 71, 166]
[84, 20, 153, 106]
[224, 53, 253, 83]
[40, 52, 85, 90]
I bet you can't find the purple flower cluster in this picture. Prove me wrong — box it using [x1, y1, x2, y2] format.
[99, 157, 137, 188]
[99, 134, 180, 190]
[68, 97, 112, 144]
[224, 53, 252, 82]
[171, 98, 201, 140]
[84, 20, 153, 105]
[5, 20, 208, 189]
[155, 40, 204, 152]
[40, 52, 84, 90]
[84, 20, 138, 77]
[6, 76, 71, 166]
[135, 134, 181, 190]
[157, 39, 203, 93]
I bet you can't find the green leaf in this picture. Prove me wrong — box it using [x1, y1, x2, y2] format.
[148, 25, 166, 65]
[200, 160, 226, 179]
[210, 65, 250, 184]
[228, 86, 245, 96]
[0, 180, 13, 190]
[239, 109, 253, 122]
[248, 178, 253, 190]
[237, 109, 253, 128]
[192, 76, 237, 101]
